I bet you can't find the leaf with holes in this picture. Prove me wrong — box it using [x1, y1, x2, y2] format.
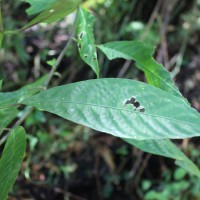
[97, 41, 188, 104]
[0, 126, 26, 200]
[99, 41, 200, 177]
[123, 138, 200, 177]
[102, 41, 200, 177]
[23, 0, 80, 29]
[22, 78, 200, 140]
[76, 7, 99, 78]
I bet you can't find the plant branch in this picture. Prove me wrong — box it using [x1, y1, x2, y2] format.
[116, 0, 162, 78]
[14, 107, 34, 129]
[140, 0, 162, 41]
[0, 107, 33, 146]
[43, 12, 78, 88]
[171, 31, 189, 78]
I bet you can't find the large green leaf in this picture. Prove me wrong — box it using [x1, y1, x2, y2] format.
[0, 108, 18, 135]
[123, 138, 200, 177]
[0, 75, 47, 108]
[23, 0, 80, 29]
[0, 126, 26, 200]
[97, 41, 187, 103]
[22, 78, 200, 140]
[76, 7, 99, 78]
[98, 41, 200, 177]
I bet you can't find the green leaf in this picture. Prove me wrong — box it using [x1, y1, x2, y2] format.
[97, 41, 187, 103]
[0, 126, 26, 200]
[22, 78, 200, 140]
[0, 108, 18, 135]
[123, 138, 183, 160]
[23, 0, 80, 29]
[24, 0, 55, 15]
[174, 168, 187, 180]
[0, 75, 47, 108]
[76, 7, 99, 78]
[97, 41, 199, 177]
[124, 138, 200, 177]
[47, 58, 56, 67]
[0, 90, 32, 108]
[175, 156, 200, 178]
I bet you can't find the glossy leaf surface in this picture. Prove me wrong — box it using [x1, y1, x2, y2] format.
[0, 126, 26, 200]
[98, 41, 200, 177]
[76, 7, 99, 78]
[22, 78, 200, 140]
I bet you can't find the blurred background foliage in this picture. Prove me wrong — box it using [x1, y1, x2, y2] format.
[0, 0, 200, 199]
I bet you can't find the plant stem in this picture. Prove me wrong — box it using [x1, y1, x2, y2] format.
[171, 31, 189, 78]
[14, 107, 34, 128]
[43, 12, 78, 88]
[140, 0, 162, 41]
[43, 36, 73, 88]
[0, 107, 33, 146]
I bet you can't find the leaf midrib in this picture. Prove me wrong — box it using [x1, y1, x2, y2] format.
[25, 100, 200, 127]
[136, 61, 183, 98]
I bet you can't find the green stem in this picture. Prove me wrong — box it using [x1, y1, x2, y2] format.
[43, 12, 78, 88]
[0, 32, 3, 48]
[0, 107, 32, 146]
